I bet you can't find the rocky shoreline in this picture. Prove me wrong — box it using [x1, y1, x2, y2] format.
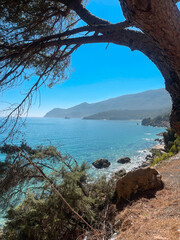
[114, 142, 166, 177]
[137, 143, 165, 168]
[136, 132, 166, 169]
[92, 134, 165, 175]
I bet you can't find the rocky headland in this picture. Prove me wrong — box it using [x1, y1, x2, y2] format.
[141, 114, 170, 128]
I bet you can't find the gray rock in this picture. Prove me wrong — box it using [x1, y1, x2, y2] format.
[140, 162, 149, 168]
[155, 138, 164, 144]
[117, 157, 131, 164]
[145, 154, 153, 160]
[156, 132, 165, 136]
[115, 168, 126, 178]
[92, 159, 111, 169]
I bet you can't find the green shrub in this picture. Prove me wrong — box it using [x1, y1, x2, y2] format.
[0, 143, 116, 239]
[152, 129, 180, 166]
[150, 149, 162, 158]
[169, 144, 178, 154]
[2, 164, 115, 240]
[152, 152, 174, 166]
[163, 129, 176, 151]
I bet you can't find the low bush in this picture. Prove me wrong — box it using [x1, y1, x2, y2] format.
[152, 129, 180, 165]
[152, 152, 174, 166]
[0, 143, 116, 240]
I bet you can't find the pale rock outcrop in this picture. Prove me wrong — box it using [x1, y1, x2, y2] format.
[116, 167, 163, 205]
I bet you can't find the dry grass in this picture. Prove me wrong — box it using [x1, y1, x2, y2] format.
[115, 154, 180, 240]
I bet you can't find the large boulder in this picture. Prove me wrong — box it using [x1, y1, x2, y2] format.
[117, 157, 131, 164]
[116, 167, 163, 205]
[92, 159, 111, 169]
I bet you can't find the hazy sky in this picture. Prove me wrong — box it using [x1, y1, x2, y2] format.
[1, 1, 179, 117]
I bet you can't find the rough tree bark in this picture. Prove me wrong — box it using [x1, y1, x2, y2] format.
[119, 0, 180, 133]
[69, 0, 180, 133]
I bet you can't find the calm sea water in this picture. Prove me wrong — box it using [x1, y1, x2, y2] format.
[0, 118, 165, 226]
[3, 118, 165, 175]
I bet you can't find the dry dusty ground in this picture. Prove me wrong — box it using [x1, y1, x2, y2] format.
[115, 153, 180, 240]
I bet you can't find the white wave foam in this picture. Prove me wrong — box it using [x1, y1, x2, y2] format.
[137, 150, 147, 153]
[142, 138, 154, 141]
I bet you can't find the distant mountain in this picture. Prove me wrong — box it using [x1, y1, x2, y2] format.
[83, 109, 170, 120]
[44, 88, 172, 118]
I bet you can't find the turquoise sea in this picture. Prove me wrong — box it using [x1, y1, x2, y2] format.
[0, 118, 165, 226]
[2, 118, 165, 175]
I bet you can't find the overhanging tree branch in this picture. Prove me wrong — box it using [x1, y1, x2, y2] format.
[0, 28, 168, 111]
[1, 27, 172, 143]
[59, 0, 110, 25]
[0, 21, 131, 62]
[0, 0, 180, 137]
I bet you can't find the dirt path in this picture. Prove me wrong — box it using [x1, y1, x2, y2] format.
[115, 153, 180, 240]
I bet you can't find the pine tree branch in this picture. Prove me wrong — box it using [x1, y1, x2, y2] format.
[0, 21, 131, 62]
[20, 149, 103, 240]
[59, 0, 110, 25]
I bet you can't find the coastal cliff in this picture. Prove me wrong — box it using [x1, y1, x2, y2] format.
[142, 114, 170, 128]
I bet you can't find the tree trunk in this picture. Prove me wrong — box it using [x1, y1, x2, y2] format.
[119, 0, 180, 134]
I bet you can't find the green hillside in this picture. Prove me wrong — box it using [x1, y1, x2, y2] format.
[83, 109, 169, 120]
[44, 89, 171, 118]
[142, 114, 170, 128]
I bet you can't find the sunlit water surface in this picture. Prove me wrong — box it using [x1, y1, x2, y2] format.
[0, 118, 165, 226]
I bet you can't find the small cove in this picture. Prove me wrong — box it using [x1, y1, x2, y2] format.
[0, 118, 165, 227]
[0, 118, 165, 176]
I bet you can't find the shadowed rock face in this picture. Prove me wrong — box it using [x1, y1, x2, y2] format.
[170, 107, 180, 136]
[92, 159, 111, 169]
[117, 157, 131, 164]
[116, 167, 164, 206]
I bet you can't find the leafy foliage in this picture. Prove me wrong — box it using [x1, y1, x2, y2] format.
[2, 170, 116, 240]
[0, 142, 77, 209]
[3, 165, 90, 240]
[152, 152, 174, 166]
[0, 143, 116, 239]
[163, 128, 176, 151]
[152, 129, 180, 165]
[0, 0, 76, 88]
[0, 1, 84, 142]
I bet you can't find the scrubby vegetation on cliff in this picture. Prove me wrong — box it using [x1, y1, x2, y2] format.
[142, 114, 170, 128]
[152, 129, 180, 165]
[0, 143, 116, 240]
[2, 170, 116, 240]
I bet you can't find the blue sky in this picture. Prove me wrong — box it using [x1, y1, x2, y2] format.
[1, 0, 177, 117]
